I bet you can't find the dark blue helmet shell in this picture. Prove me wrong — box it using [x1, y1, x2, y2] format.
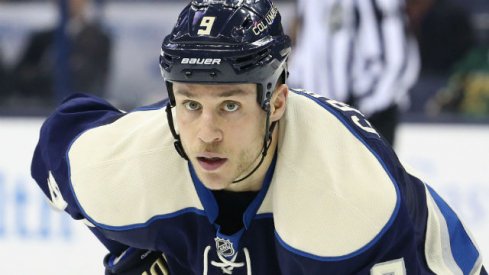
[160, 0, 291, 109]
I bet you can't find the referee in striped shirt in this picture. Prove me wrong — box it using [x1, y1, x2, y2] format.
[289, 0, 420, 145]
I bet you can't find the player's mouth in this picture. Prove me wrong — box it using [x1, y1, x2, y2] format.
[197, 155, 227, 171]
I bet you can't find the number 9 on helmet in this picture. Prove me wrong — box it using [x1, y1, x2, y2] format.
[159, 0, 291, 110]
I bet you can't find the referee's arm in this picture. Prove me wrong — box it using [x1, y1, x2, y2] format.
[354, 0, 415, 116]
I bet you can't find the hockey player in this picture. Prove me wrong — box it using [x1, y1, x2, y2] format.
[31, 0, 486, 274]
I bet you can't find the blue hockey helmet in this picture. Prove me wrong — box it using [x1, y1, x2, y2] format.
[160, 0, 291, 110]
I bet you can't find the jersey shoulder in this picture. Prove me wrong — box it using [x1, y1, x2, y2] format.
[31, 94, 169, 220]
[31, 94, 126, 218]
[269, 89, 404, 259]
[65, 97, 202, 229]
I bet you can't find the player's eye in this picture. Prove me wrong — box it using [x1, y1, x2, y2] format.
[223, 101, 240, 112]
[183, 101, 201, 111]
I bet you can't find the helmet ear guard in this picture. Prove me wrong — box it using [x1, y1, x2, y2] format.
[166, 81, 176, 107]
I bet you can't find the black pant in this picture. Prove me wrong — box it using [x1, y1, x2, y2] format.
[367, 105, 399, 146]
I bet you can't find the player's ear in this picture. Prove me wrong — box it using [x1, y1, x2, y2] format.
[270, 83, 288, 122]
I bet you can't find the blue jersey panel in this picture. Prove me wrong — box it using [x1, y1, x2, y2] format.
[427, 185, 480, 274]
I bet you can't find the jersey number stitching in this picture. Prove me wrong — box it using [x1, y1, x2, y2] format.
[47, 171, 68, 211]
[142, 256, 169, 275]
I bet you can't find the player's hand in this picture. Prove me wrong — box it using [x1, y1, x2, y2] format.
[104, 248, 169, 275]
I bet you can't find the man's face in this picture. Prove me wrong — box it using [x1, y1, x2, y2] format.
[173, 82, 266, 190]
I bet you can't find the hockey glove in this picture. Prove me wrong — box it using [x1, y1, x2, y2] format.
[104, 247, 169, 275]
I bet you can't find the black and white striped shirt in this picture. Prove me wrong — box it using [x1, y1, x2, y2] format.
[288, 0, 420, 116]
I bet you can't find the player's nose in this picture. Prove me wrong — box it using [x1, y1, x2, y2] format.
[197, 110, 223, 144]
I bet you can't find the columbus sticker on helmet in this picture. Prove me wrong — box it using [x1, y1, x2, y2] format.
[181, 58, 221, 65]
[252, 4, 279, 35]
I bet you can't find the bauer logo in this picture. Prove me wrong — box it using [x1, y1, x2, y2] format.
[181, 58, 221, 65]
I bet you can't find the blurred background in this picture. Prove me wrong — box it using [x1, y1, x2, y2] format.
[0, 0, 488, 274]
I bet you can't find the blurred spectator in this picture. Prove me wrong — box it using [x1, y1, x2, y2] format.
[406, 0, 489, 118]
[426, 45, 489, 117]
[8, 0, 111, 107]
[288, 0, 419, 145]
[406, 0, 476, 75]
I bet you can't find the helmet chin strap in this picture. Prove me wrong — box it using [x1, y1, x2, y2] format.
[232, 106, 276, 184]
[166, 101, 189, 161]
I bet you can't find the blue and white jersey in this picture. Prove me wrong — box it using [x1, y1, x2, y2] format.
[31, 91, 486, 274]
